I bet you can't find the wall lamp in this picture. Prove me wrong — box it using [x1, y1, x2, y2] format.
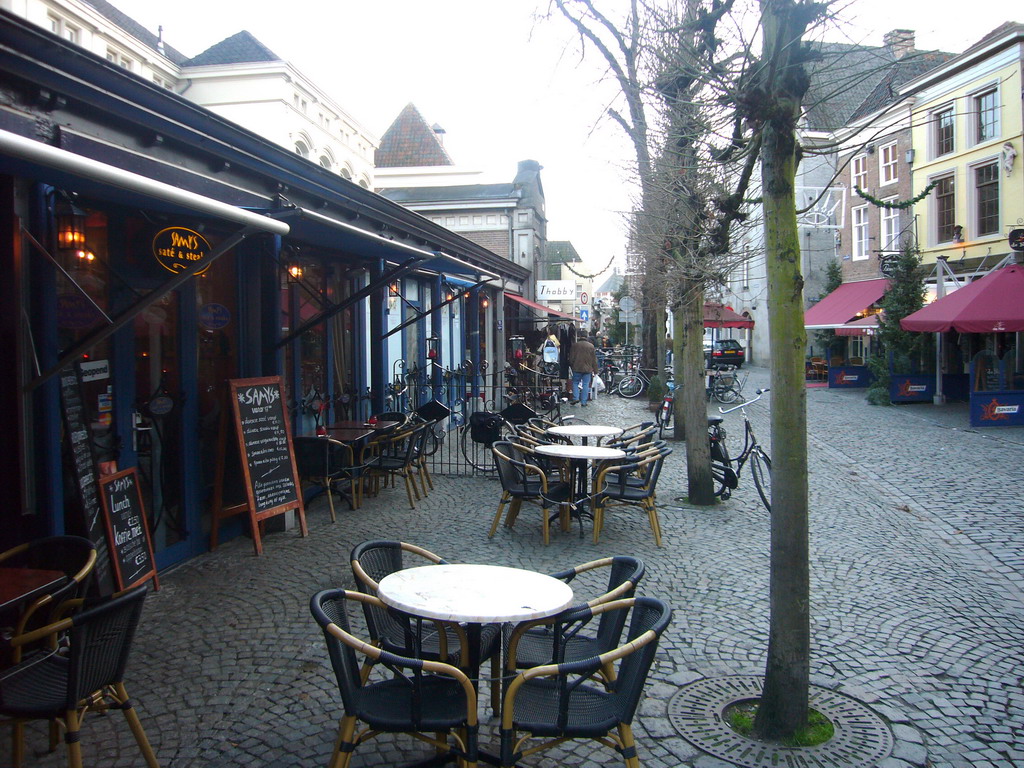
[56, 198, 87, 251]
[388, 280, 400, 312]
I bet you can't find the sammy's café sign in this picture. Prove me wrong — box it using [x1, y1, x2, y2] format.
[536, 280, 577, 301]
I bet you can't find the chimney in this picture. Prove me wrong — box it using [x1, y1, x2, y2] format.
[431, 123, 446, 145]
[883, 29, 915, 59]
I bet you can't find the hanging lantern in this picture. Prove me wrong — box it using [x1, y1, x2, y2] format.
[56, 199, 87, 251]
[426, 333, 439, 360]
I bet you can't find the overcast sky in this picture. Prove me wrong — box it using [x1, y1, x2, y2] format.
[107, 0, 1007, 277]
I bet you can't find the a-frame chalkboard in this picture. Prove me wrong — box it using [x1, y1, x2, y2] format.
[210, 376, 307, 555]
[98, 468, 159, 590]
[58, 364, 116, 595]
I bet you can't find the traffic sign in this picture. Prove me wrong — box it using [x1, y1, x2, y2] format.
[579, 308, 589, 322]
[580, 292, 589, 305]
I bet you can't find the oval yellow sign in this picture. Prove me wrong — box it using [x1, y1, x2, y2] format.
[152, 227, 212, 275]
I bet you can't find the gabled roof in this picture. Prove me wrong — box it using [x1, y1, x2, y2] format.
[375, 103, 454, 168]
[380, 183, 518, 205]
[594, 270, 623, 294]
[849, 50, 955, 122]
[183, 30, 281, 67]
[803, 42, 894, 131]
[82, 0, 189, 65]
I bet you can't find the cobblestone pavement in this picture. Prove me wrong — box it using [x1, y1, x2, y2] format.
[6, 369, 1023, 768]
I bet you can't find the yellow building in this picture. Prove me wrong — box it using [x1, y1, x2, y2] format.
[907, 23, 1023, 277]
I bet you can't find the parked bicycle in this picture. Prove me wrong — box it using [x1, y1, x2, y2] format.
[617, 365, 672, 398]
[706, 364, 747, 404]
[655, 379, 679, 439]
[708, 388, 772, 511]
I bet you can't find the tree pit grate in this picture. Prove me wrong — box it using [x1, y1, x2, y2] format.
[668, 675, 894, 768]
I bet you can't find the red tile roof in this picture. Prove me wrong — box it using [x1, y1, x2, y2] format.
[375, 103, 454, 167]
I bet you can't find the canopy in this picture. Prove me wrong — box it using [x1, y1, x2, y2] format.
[704, 303, 754, 328]
[901, 264, 1024, 333]
[804, 278, 889, 329]
[505, 292, 579, 322]
[835, 314, 879, 337]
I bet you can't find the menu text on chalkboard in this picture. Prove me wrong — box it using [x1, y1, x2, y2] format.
[59, 364, 115, 595]
[99, 468, 158, 590]
[210, 377, 306, 555]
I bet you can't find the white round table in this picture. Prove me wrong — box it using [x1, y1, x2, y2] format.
[546, 424, 624, 446]
[533, 444, 626, 533]
[378, 563, 574, 624]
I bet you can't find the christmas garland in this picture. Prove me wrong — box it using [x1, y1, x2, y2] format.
[854, 180, 938, 210]
[559, 253, 617, 280]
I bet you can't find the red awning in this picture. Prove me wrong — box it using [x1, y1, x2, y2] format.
[835, 314, 879, 336]
[901, 264, 1024, 333]
[504, 292, 579, 322]
[704, 303, 754, 328]
[804, 278, 889, 329]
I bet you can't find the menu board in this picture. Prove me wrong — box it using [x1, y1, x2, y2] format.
[98, 468, 158, 590]
[58, 364, 115, 594]
[218, 377, 306, 555]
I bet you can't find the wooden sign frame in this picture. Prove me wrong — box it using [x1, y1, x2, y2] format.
[98, 468, 159, 591]
[210, 376, 307, 555]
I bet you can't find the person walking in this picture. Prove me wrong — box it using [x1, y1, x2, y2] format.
[568, 334, 599, 407]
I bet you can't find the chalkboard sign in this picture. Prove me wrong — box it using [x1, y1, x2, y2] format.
[58, 364, 115, 595]
[98, 468, 158, 590]
[211, 377, 306, 555]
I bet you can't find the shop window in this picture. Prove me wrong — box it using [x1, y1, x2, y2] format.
[973, 161, 999, 237]
[852, 205, 869, 261]
[972, 88, 998, 144]
[934, 175, 956, 243]
[933, 107, 954, 157]
[879, 142, 898, 185]
[851, 154, 867, 190]
[880, 199, 899, 254]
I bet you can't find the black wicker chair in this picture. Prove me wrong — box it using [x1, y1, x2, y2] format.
[501, 597, 671, 768]
[508, 556, 646, 684]
[363, 423, 427, 509]
[310, 589, 478, 768]
[293, 436, 362, 520]
[349, 540, 503, 713]
[489, 441, 572, 546]
[592, 448, 671, 547]
[0, 536, 97, 666]
[0, 585, 158, 768]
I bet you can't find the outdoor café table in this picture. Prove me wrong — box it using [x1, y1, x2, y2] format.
[546, 423, 623, 446]
[328, 419, 399, 432]
[324, 426, 375, 443]
[0, 567, 66, 614]
[377, 563, 574, 693]
[533, 444, 626, 533]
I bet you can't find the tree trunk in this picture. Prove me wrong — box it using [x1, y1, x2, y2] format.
[753, 0, 813, 741]
[675, 276, 714, 504]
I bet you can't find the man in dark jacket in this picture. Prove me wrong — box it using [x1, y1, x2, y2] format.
[568, 335, 599, 407]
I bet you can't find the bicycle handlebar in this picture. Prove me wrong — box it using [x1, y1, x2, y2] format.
[718, 387, 769, 414]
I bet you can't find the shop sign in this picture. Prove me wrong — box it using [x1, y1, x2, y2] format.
[1009, 229, 1024, 252]
[57, 293, 102, 329]
[152, 227, 211, 275]
[199, 302, 231, 330]
[536, 280, 576, 300]
[80, 359, 110, 382]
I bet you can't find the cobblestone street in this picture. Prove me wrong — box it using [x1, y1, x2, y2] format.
[7, 367, 1023, 768]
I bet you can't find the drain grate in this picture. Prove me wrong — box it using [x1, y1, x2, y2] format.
[668, 675, 893, 768]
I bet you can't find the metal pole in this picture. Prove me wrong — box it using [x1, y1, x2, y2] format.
[933, 256, 948, 405]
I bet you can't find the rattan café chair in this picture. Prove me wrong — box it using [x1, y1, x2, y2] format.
[508, 556, 645, 685]
[311, 589, 478, 768]
[0, 586, 158, 768]
[350, 540, 503, 714]
[501, 597, 671, 768]
[489, 441, 572, 546]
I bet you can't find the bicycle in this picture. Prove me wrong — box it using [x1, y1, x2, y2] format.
[708, 388, 772, 511]
[617, 365, 672, 398]
[655, 379, 679, 439]
[706, 365, 747, 405]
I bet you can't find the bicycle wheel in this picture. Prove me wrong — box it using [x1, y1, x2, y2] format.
[709, 432, 736, 500]
[460, 424, 497, 472]
[715, 385, 740, 404]
[657, 397, 673, 439]
[750, 449, 772, 512]
[617, 374, 645, 398]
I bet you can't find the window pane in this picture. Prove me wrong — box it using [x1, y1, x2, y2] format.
[936, 176, 955, 242]
[975, 163, 999, 236]
[976, 90, 997, 142]
[936, 109, 954, 155]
